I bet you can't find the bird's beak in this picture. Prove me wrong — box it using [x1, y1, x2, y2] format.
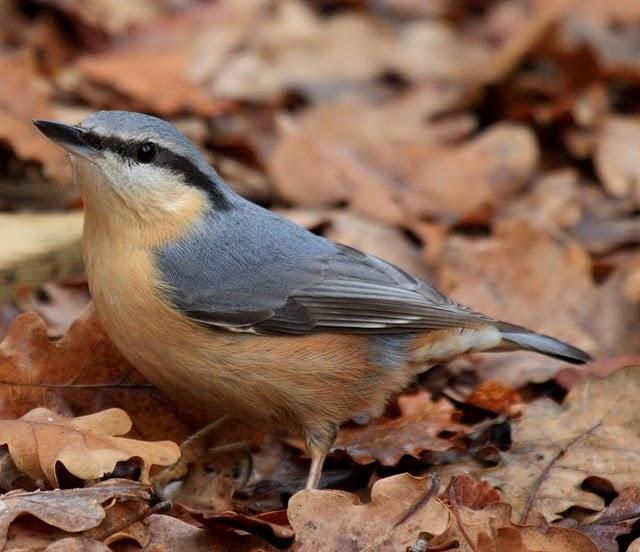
[32, 119, 97, 158]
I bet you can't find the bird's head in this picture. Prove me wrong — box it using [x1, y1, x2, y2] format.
[33, 111, 231, 227]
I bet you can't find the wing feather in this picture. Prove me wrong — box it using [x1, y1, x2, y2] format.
[180, 243, 492, 335]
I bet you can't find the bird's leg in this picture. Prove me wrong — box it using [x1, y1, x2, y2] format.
[304, 423, 338, 490]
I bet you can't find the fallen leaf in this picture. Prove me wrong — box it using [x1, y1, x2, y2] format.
[272, 117, 536, 226]
[154, 414, 266, 511]
[0, 50, 70, 183]
[204, 0, 491, 101]
[498, 169, 583, 232]
[432, 478, 571, 552]
[571, 215, 640, 254]
[84, 499, 151, 547]
[184, 507, 294, 548]
[578, 485, 640, 552]
[406, 123, 539, 224]
[595, 117, 640, 205]
[44, 537, 111, 551]
[0, 407, 179, 486]
[430, 500, 598, 552]
[137, 513, 279, 551]
[388, 19, 492, 83]
[269, 84, 475, 224]
[37, 0, 191, 38]
[486, 366, 640, 524]
[7, 511, 149, 552]
[3, 517, 61, 550]
[207, 0, 395, 101]
[556, 354, 640, 390]
[66, 2, 239, 116]
[6, 513, 129, 551]
[271, 114, 402, 220]
[288, 473, 450, 551]
[466, 381, 522, 416]
[0, 479, 149, 550]
[482, 0, 574, 85]
[559, 5, 640, 80]
[334, 392, 467, 465]
[443, 475, 501, 511]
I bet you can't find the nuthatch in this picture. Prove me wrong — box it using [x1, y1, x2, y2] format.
[34, 111, 591, 489]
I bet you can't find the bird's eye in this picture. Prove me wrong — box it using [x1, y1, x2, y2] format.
[136, 142, 156, 163]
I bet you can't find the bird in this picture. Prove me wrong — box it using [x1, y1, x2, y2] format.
[33, 111, 591, 490]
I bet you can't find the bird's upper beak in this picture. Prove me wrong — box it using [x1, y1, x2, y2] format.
[32, 119, 97, 158]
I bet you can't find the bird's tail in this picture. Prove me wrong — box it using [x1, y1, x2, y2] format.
[495, 322, 592, 365]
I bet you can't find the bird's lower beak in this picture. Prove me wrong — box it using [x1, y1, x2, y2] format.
[32, 119, 98, 158]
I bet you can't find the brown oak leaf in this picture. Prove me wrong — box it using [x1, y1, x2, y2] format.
[429, 501, 598, 552]
[0, 479, 149, 550]
[136, 513, 279, 552]
[443, 475, 501, 511]
[68, 2, 242, 117]
[268, 85, 475, 225]
[578, 485, 640, 552]
[84, 499, 151, 547]
[0, 407, 179, 487]
[183, 507, 294, 549]
[595, 115, 640, 206]
[0, 50, 70, 183]
[466, 381, 522, 416]
[288, 473, 449, 551]
[486, 365, 640, 524]
[556, 354, 640, 391]
[44, 537, 111, 551]
[430, 474, 597, 551]
[334, 391, 467, 466]
[405, 123, 539, 225]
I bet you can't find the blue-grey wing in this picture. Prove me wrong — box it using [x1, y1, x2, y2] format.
[254, 245, 493, 334]
[154, 202, 491, 334]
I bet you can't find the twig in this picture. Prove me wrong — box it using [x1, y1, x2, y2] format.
[394, 473, 441, 529]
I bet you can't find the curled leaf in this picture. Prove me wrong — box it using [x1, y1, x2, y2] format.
[0, 407, 179, 487]
[0, 479, 149, 550]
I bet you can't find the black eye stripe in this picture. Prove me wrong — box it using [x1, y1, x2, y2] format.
[82, 132, 230, 210]
[83, 132, 103, 150]
[85, 132, 130, 156]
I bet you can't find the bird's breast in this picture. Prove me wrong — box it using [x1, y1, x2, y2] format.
[82, 223, 210, 404]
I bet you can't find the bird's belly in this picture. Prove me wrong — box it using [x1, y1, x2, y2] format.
[83, 241, 414, 433]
